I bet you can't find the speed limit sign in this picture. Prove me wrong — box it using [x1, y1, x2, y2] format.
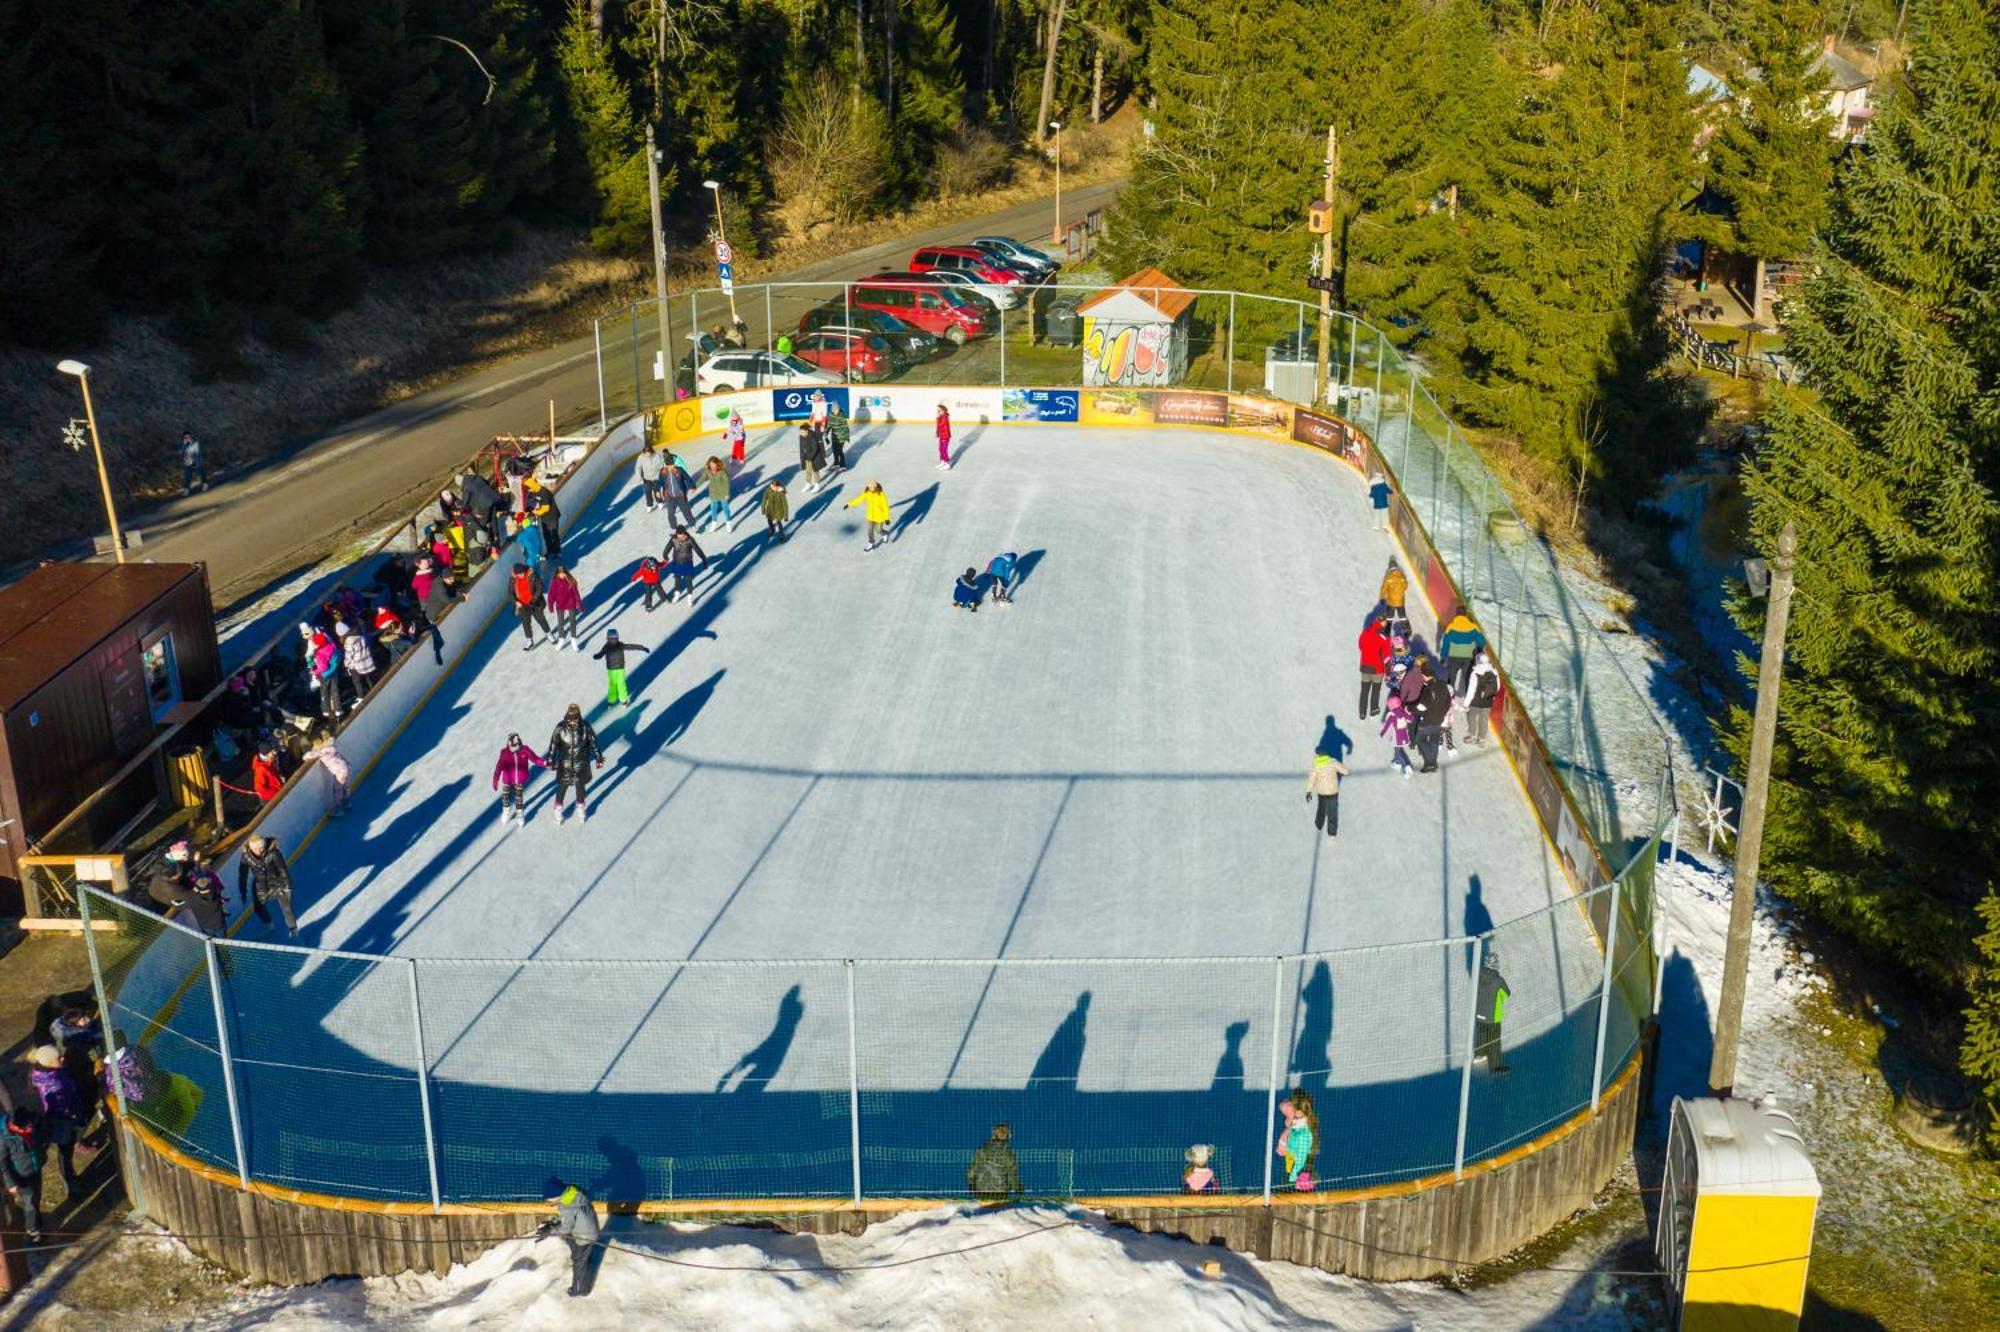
[714, 239, 733, 265]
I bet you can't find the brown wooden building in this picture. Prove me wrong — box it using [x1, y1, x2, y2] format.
[0, 563, 220, 904]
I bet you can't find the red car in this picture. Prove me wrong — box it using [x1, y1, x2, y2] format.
[910, 245, 1024, 286]
[792, 330, 894, 381]
[850, 279, 991, 344]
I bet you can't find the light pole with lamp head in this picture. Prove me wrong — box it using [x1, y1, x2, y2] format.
[56, 359, 127, 563]
[703, 179, 740, 326]
[1048, 121, 1064, 249]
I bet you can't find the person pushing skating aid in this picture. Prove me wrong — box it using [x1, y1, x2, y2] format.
[591, 628, 650, 706]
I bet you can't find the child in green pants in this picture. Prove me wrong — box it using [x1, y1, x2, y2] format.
[590, 628, 649, 705]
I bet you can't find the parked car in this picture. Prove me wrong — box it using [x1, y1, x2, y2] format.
[969, 236, 1059, 279]
[791, 330, 895, 381]
[796, 304, 942, 368]
[693, 350, 841, 394]
[909, 245, 1024, 288]
[875, 269, 1005, 320]
[918, 268, 1019, 310]
[849, 279, 991, 344]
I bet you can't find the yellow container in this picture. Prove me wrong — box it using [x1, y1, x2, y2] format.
[166, 744, 211, 809]
[1659, 1096, 1820, 1331]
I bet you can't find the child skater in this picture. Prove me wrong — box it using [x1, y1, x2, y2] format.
[1381, 694, 1415, 778]
[846, 483, 892, 551]
[662, 526, 708, 602]
[547, 565, 583, 647]
[953, 567, 983, 612]
[935, 402, 953, 470]
[985, 551, 1019, 605]
[591, 628, 649, 706]
[492, 733, 546, 826]
[723, 409, 747, 466]
[631, 555, 665, 611]
[761, 478, 790, 540]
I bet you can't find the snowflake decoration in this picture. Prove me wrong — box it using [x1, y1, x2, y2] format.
[62, 418, 87, 452]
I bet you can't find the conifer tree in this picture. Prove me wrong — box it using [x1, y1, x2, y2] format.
[556, 0, 652, 252]
[1733, 0, 2000, 986]
[898, 0, 969, 184]
[0, 0, 107, 343]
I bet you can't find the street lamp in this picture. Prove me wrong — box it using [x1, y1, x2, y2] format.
[1048, 121, 1064, 247]
[703, 179, 740, 324]
[55, 359, 127, 563]
[644, 125, 676, 407]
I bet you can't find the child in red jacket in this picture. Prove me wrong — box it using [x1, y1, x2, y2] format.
[631, 556, 664, 611]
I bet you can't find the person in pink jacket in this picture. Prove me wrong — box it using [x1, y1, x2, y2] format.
[1380, 695, 1415, 778]
[546, 565, 584, 649]
[935, 403, 953, 470]
[491, 733, 547, 827]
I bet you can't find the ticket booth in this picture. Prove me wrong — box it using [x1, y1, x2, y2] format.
[1658, 1096, 1819, 1331]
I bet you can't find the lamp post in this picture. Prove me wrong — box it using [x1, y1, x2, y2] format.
[645, 124, 676, 408]
[703, 178, 740, 325]
[56, 359, 127, 563]
[1048, 121, 1064, 248]
[1708, 521, 1797, 1097]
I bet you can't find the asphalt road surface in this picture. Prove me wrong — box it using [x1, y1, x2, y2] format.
[125, 179, 1124, 606]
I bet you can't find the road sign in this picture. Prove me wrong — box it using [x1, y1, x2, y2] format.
[717, 260, 735, 292]
[714, 239, 733, 264]
[1305, 275, 1338, 294]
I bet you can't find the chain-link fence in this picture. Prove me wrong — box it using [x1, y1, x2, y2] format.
[84, 871, 1651, 1208]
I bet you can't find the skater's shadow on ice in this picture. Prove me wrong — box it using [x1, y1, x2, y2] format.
[1011, 548, 1045, 592]
[590, 670, 726, 806]
[893, 483, 939, 541]
[1313, 714, 1353, 763]
[715, 984, 804, 1092]
[953, 424, 986, 464]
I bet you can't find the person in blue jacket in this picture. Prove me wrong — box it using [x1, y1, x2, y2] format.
[1368, 472, 1392, 529]
[985, 551, 1019, 605]
[514, 512, 549, 583]
[953, 567, 983, 612]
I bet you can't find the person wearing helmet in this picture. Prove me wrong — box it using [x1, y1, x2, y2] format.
[590, 628, 650, 706]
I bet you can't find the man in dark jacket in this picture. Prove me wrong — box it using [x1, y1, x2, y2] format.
[1475, 951, 1511, 1073]
[460, 469, 507, 534]
[1411, 659, 1450, 773]
[966, 1123, 1022, 1203]
[2, 1105, 45, 1242]
[661, 456, 697, 529]
[547, 704, 605, 823]
[237, 835, 297, 937]
[148, 842, 223, 934]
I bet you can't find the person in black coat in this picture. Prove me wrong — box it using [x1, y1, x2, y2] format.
[459, 469, 507, 534]
[1411, 658, 1449, 773]
[147, 842, 222, 934]
[3, 1105, 46, 1242]
[546, 703, 606, 823]
[237, 835, 297, 937]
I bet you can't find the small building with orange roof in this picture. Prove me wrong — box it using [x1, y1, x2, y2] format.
[1075, 268, 1195, 387]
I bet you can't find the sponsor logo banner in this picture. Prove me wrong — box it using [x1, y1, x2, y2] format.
[1151, 391, 1228, 427]
[772, 386, 849, 422]
[1002, 388, 1080, 422]
[1292, 408, 1366, 468]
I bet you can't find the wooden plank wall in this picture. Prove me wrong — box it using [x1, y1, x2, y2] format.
[122, 1060, 1639, 1286]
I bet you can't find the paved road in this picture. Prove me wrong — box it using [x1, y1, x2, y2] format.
[128, 179, 1124, 605]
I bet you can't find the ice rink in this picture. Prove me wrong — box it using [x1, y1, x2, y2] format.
[291, 424, 1565, 965]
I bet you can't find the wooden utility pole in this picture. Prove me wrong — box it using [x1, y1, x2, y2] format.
[1709, 521, 1797, 1097]
[644, 124, 675, 402]
[1314, 125, 1338, 409]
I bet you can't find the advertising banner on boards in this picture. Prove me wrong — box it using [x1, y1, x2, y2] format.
[1001, 388, 1081, 423]
[772, 385, 849, 422]
[1225, 395, 1296, 437]
[1292, 408, 1366, 470]
[1078, 388, 1154, 428]
[1150, 390, 1229, 427]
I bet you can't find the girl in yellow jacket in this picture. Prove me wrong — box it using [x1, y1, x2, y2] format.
[846, 482, 893, 551]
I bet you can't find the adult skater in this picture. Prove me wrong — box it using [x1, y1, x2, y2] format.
[935, 402, 952, 469]
[547, 565, 584, 648]
[1411, 658, 1449, 773]
[1305, 750, 1349, 838]
[953, 567, 983, 612]
[846, 482, 892, 551]
[1465, 650, 1500, 744]
[491, 733, 546, 826]
[797, 421, 826, 492]
[1438, 611, 1486, 698]
[827, 403, 850, 471]
[1367, 471, 1392, 530]
[631, 554, 666, 611]
[723, 409, 747, 466]
[662, 526, 708, 602]
[636, 445, 667, 511]
[662, 451, 697, 528]
[700, 456, 735, 532]
[547, 703, 605, 823]
[761, 478, 790, 540]
[1377, 561, 1410, 640]
[1474, 950, 1511, 1073]
[237, 835, 298, 937]
[536, 1177, 601, 1298]
[528, 479, 563, 561]
[302, 622, 346, 720]
[1357, 616, 1393, 719]
[514, 509, 549, 583]
[512, 562, 553, 649]
[986, 551, 1019, 604]
[591, 628, 650, 706]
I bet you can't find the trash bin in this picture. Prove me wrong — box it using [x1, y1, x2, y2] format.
[1044, 300, 1081, 347]
[167, 744, 210, 809]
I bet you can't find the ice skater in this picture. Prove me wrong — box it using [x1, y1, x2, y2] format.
[797, 422, 826, 491]
[761, 478, 790, 540]
[514, 509, 549, 584]
[1368, 471, 1392, 529]
[827, 403, 850, 471]
[935, 402, 952, 469]
[808, 389, 830, 439]
[986, 551, 1019, 604]
[512, 563, 553, 649]
[1358, 616, 1392, 719]
[1411, 658, 1448, 772]
[700, 456, 734, 532]
[662, 452, 697, 528]
[847, 482, 892, 551]
[237, 835, 297, 937]
[591, 628, 649, 706]
[953, 567, 983, 612]
[636, 444, 666, 510]
[662, 526, 708, 602]
[548, 565, 583, 647]
[1465, 650, 1499, 744]
[1439, 610, 1486, 698]
[1305, 750, 1348, 837]
[302, 729, 350, 815]
[1381, 694, 1415, 778]
[723, 409, 747, 465]
[1377, 560, 1411, 640]
[547, 703, 605, 823]
[492, 733, 546, 826]
[631, 555, 665, 610]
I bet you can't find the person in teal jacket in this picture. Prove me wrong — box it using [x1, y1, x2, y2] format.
[1438, 611, 1486, 697]
[1276, 1090, 1319, 1189]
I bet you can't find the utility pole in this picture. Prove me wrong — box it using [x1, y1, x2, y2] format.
[1314, 125, 1338, 409]
[644, 123, 675, 408]
[56, 360, 126, 562]
[1709, 520, 1797, 1097]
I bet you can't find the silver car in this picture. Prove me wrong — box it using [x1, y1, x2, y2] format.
[694, 350, 841, 395]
